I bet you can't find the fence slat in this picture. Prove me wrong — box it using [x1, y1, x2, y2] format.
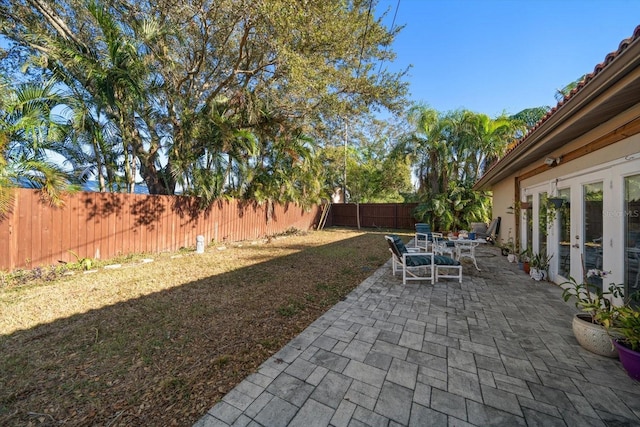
[0, 191, 419, 272]
[0, 189, 324, 271]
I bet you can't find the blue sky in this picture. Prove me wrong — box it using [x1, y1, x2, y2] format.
[375, 0, 640, 117]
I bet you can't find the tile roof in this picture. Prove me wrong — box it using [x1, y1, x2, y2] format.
[486, 24, 640, 174]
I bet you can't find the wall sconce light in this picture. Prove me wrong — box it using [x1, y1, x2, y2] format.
[544, 156, 562, 167]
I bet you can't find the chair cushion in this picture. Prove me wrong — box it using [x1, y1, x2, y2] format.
[390, 235, 408, 254]
[405, 254, 460, 267]
[434, 255, 460, 266]
[405, 255, 432, 267]
[388, 235, 460, 267]
[415, 223, 431, 233]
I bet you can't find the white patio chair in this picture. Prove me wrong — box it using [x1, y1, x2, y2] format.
[455, 240, 481, 271]
[414, 223, 433, 251]
[432, 232, 456, 259]
[385, 235, 462, 284]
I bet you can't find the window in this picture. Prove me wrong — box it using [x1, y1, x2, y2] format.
[625, 174, 640, 307]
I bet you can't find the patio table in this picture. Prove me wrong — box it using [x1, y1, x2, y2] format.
[449, 237, 486, 271]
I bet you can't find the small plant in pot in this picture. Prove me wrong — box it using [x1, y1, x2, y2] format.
[499, 240, 516, 260]
[596, 295, 640, 381]
[530, 252, 552, 281]
[519, 248, 531, 274]
[561, 269, 620, 357]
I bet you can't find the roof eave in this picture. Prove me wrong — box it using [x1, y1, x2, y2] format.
[474, 25, 640, 190]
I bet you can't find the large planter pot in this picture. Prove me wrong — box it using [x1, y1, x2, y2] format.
[572, 314, 618, 358]
[613, 340, 640, 381]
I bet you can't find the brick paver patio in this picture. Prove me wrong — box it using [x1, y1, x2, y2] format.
[194, 243, 640, 426]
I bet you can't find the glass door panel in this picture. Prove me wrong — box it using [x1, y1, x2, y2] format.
[583, 182, 603, 292]
[557, 188, 571, 278]
[625, 174, 640, 308]
[525, 195, 533, 254]
[538, 192, 548, 256]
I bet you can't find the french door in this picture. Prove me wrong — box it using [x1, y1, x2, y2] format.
[523, 156, 640, 301]
[518, 168, 607, 289]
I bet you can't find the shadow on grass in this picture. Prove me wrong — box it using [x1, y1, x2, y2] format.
[0, 229, 409, 426]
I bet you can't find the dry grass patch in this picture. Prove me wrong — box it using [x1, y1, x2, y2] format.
[0, 227, 405, 426]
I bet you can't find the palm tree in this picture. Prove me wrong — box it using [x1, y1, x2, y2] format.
[37, 0, 160, 194]
[463, 112, 523, 181]
[401, 107, 523, 230]
[0, 77, 78, 209]
[555, 75, 587, 102]
[403, 105, 451, 195]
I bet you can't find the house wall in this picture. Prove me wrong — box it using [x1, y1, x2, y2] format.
[490, 178, 516, 245]
[493, 105, 640, 245]
[520, 104, 640, 191]
[490, 104, 640, 302]
[513, 112, 639, 308]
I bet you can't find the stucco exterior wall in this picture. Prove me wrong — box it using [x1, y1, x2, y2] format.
[490, 178, 515, 245]
[520, 104, 640, 190]
[490, 104, 640, 258]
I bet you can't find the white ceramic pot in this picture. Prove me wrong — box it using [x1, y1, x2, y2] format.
[572, 314, 618, 358]
[530, 268, 543, 281]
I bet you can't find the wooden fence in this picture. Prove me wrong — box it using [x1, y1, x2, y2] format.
[0, 189, 322, 271]
[326, 202, 419, 229]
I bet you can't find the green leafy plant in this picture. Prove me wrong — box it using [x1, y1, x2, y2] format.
[518, 248, 532, 263]
[500, 240, 514, 254]
[597, 304, 640, 352]
[562, 274, 619, 324]
[530, 252, 553, 271]
[68, 250, 94, 271]
[539, 194, 559, 231]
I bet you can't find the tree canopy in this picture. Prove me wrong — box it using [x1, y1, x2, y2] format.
[0, 0, 409, 207]
[397, 106, 527, 231]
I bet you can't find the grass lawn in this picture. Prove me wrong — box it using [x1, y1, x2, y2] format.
[0, 227, 407, 426]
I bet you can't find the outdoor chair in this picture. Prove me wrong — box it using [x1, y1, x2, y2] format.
[476, 217, 501, 244]
[385, 235, 462, 284]
[414, 223, 433, 251]
[455, 240, 481, 271]
[432, 232, 456, 259]
[470, 222, 488, 237]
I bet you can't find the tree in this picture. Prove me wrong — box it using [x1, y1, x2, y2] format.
[0, 76, 79, 209]
[462, 111, 523, 180]
[399, 106, 522, 231]
[345, 118, 413, 203]
[555, 75, 586, 102]
[510, 106, 550, 131]
[1, 0, 409, 206]
[318, 113, 413, 204]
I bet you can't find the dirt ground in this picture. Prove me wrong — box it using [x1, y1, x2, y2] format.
[0, 227, 400, 426]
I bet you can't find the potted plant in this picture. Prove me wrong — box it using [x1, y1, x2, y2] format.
[519, 248, 531, 274]
[530, 252, 552, 281]
[539, 194, 558, 231]
[596, 298, 640, 380]
[548, 197, 566, 209]
[499, 240, 515, 259]
[561, 269, 619, 357]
